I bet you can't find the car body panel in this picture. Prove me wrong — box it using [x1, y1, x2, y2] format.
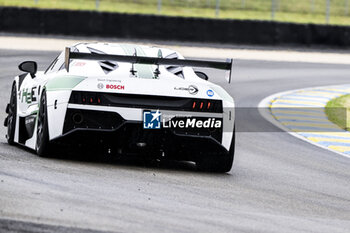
[7, 43, 235, 154]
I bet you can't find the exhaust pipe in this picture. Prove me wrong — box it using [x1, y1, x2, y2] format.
[72, 113, 83, 124]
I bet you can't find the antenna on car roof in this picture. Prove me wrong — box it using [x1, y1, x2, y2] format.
[130, 49, 137, 76]
[154, 49, 162, 79]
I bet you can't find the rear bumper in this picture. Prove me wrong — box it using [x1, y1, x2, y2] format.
[53, 108, 229, 160]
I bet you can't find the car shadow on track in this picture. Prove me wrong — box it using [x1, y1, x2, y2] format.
[5, 142, 231, 175]
[59, 154, 199, 174]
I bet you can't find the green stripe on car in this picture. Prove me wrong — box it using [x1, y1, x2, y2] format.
[45, 76, 86, 91]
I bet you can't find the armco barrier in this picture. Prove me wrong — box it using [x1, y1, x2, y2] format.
[0, 7, 350, 47]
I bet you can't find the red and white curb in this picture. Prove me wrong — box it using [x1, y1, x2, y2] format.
[258, 84, 350, 159]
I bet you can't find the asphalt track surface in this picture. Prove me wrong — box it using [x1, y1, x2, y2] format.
[0, 49, 350, 233]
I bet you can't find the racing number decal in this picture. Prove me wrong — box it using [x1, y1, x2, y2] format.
[20, 86, 38, 104]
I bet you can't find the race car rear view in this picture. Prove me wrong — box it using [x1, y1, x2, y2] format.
[4, 43, 235, 172]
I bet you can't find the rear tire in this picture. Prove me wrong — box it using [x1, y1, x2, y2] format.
[196, 126, 235, 173]
[6, 84, 17, 145]
[36, 90, 51, 157]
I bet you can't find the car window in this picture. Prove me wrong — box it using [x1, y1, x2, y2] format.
[59, 62, 66, 71]
[45, 52, 64, 74]
[44, 55, 59, 74]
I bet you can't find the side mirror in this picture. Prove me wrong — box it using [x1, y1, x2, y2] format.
[19, 61, 37, 77]
[195, 71, 209, 81]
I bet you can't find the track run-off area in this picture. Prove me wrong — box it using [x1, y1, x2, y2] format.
[259, 84, 350, 158]
[0, 34, 350, 233]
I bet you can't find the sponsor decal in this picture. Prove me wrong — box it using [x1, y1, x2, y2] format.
[143, 110, 162, 129]
[97, 83, 104, 89]
[74, 62, 86, 67]
[106, 84, 125, 90]
[207, 89, 214, 97]
[20, 87, 38, 104]
[143, 110, 222, 129]
[25, 117, 35, 125]
[97, 78, 121, 83]
[174, 85, 198, 95]
[163, 117, 222, 129]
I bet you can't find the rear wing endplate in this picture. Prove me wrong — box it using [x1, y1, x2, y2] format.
[65, 47, 234, 83]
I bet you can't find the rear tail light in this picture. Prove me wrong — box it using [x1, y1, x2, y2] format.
[70, 92, 104, 105]
[191, 100, 222, 112]
[69, 91, 223, 113]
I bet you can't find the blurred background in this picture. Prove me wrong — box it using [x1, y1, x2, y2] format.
[0, 0, 350, 25]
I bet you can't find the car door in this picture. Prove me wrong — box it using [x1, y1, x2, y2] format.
[18, 51, 65, 116]
[17, 73, 42, 116]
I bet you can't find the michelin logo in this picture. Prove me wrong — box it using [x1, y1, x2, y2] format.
[143, 110, 162, 129]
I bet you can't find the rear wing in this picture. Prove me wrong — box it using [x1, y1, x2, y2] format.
[64, 47, 234, 83]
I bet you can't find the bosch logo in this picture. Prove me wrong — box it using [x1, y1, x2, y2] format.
[106, 84, 125, 90]
[97, 83, 104, 89]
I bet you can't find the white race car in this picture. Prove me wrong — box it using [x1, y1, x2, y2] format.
[4, 43, 235, 172]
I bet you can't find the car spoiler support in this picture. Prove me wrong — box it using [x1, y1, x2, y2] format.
[65, 47, 234, 83]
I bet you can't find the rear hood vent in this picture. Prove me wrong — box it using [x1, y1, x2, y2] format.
[87, 47, 118, 74]
[164, 52, 184, 79]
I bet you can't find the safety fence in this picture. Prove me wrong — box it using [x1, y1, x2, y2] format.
[16, 0, 349, 25]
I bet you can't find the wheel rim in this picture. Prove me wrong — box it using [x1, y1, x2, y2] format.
[37, 93, 46, 150]
[7, 86, 16, 137]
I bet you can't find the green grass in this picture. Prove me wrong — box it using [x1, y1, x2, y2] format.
[1, 0, 350, 26]
[325, 95, 350, 130]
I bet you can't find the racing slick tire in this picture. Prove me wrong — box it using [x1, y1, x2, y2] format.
[196, 126, 235, 173]
[36, 90, 51, 157]
[6, 83, 17, 145]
